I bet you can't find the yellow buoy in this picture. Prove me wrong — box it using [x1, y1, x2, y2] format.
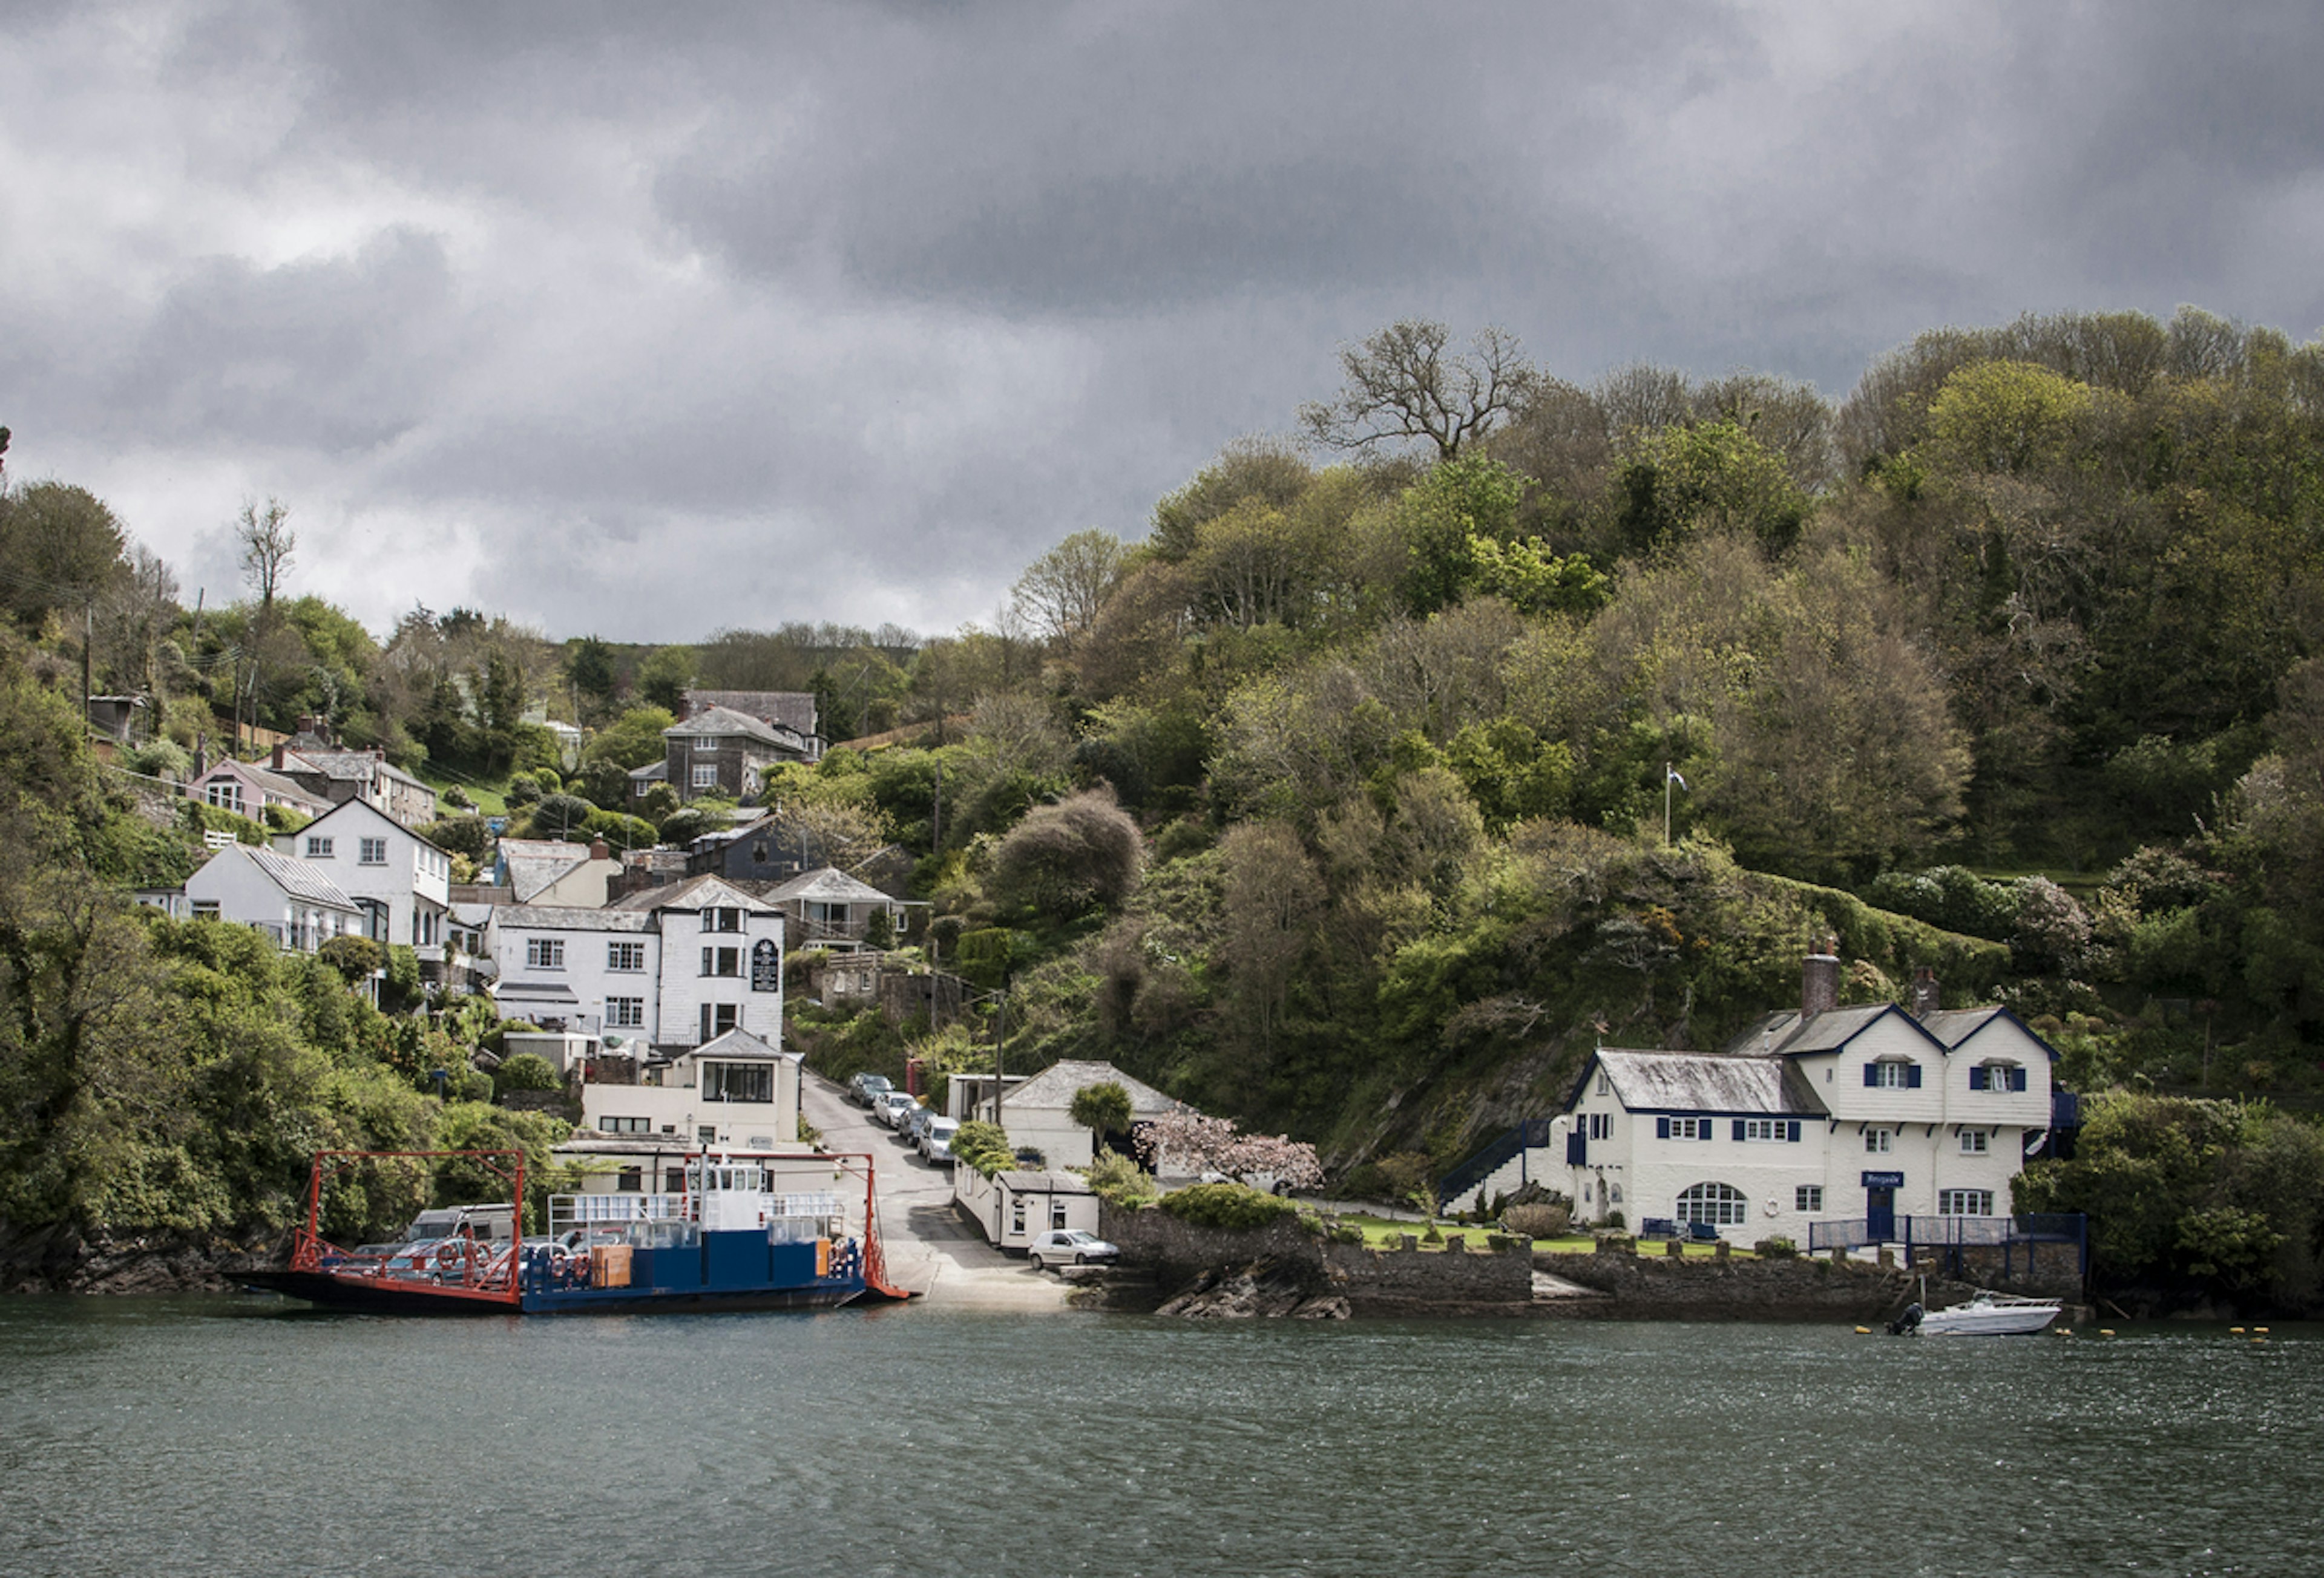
[2256, 1326, 2271, 1334]
[2055, 1328, 2072, 1336]
[2100, 1328, 2116, 1337]
[2230, 1326, 2246, 1334]
[1854, 1326, 1871, 1335]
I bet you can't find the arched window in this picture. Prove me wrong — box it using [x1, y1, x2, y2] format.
[1676, 1182, 1749, 1226]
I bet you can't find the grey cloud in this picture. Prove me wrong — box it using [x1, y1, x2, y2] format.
[104, 228, 460, 456]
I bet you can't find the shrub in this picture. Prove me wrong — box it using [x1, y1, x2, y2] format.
[1502, 1202, 1571, 1240]
[495, 1052, 562, 1095]
[316, 934, 383, 984]
[987, 786, 1144, 917]
[1082, 1148, 1157, 1207]
[1158, 1181, 1297, 1231]
[1754, 1237, 1798, 1259]
[950, 1119, 1014, 1177]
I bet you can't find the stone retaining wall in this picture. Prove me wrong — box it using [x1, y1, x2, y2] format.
[1100, 1203, 1531, 1313]
[1534, 1248, 1928, 1320]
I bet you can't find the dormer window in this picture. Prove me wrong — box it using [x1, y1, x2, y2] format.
[1969, 1062, 2027, 1092]
[1864, 1059, 1921, 1089]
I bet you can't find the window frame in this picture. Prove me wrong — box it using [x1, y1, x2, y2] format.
[1864, 1127, 1894, 1154]
[358, 836, 389, 866]
[605, 997, 645, 1029]
[1675, 1182, 1750, 1226]
[607, 941, 646, 972]
[525, 937, 565, 970]
[1938, 1188, 1995, 1216]
[305, 836, 335, 859]
[1794, 1184, 1823, 1213]
[1960, 1129, 1990, 1154]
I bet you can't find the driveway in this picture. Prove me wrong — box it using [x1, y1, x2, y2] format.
[803, 1072, 1072, 1311]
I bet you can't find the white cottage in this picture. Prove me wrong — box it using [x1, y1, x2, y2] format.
[963, 1058, 1186, 1170]
[578, 1027, 806, 1151]
[1555, 951, 2058, 1247]
[271, 797, 451, 958]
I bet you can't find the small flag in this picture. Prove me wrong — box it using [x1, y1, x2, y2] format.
[1667, 768, 1689, 790]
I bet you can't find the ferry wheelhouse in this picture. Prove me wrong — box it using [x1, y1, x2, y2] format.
[243, 1148, 912, 1314]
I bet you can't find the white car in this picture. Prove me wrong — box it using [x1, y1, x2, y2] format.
[918, 1118, 959, 1164]
[1027, 1229, 1118, 1270]
[872, 1092, 918, 1128]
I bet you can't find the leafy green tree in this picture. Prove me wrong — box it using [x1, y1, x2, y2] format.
[1069, 1080, 1134, 1151]
[583, 706, 676, 771]
[0, 481, 125, 630]
[566, 636, 617, 716]
[637, 645, 695, 713]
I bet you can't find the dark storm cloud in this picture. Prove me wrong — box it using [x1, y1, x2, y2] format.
[8, 2, 2324, 641]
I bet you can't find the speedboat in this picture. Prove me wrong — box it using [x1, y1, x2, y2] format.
[1888, 1291, 2062, 1336]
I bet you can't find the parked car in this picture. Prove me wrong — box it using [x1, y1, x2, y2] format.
[902, 1104, 940, 1145]
[1028, 1229, 1118, 1270]
[873, 1091, 919, 1128]
[848, 1073, 894, 1107]
[918, 1118, 959, 1163]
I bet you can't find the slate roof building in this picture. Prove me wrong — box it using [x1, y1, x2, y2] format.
[661, 704, 819, 804]
[184, 842, 365, 953]
[1546, 949, 2060, 1246]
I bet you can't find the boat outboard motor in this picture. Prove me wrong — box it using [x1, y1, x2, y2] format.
[1887, 1302, 1924, 1336]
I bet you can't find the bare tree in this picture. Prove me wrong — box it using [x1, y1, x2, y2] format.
[1009, 528, 1132, 643]
[1300, 320, 1539, 460]
[236, 497, 295, 611]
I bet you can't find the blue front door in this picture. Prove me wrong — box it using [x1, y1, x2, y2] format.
[1866, 1187, 1896, 1242]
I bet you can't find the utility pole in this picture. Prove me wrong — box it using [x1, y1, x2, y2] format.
[992, 975, 1008, 1131]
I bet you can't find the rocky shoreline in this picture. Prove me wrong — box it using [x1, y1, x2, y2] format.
[0, 1220, 280, 1295]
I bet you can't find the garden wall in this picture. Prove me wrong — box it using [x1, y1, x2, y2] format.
[1100, 1203, 1532, 1314]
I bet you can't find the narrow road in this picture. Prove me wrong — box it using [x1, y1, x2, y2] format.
[803, 1072, 1072, 1311]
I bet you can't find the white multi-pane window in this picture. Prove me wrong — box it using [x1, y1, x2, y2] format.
[701, 948, 739, 977]
[1795, 1185, 1823, 1213]
[526, 938, 565, 969]
[1742, 1119, 1794, 1141]
[1675, 1182, 1749, 1225]
[1667, 1116, 1708, 1140]
[1864, 1127, 1894, 1154]
[608, 942, 646, 972]
[306, 836, 334, 858]
[599, 1115, 650, 1134]
[1938, 1189, 1995, 1216]
[1587, 1113, 1612, 1140]
[691, 765, 719, 789]
[1960, 1130, 1990, 1154]
[359, 837, 388, 865]
[605, 997, 645, 1029]
[1871, 1060, 1913, 1088]
[206, 782, 244, 813]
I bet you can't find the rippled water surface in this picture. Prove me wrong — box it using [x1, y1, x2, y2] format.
[1, 1297, 2317, 1577]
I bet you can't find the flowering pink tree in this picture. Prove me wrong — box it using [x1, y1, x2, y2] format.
[1135, 1111, 1324, 1191]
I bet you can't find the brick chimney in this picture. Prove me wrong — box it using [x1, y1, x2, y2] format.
[589, 839, 610, 861]
[1801, 932, 1840, 1019]
[1909, 966, 1940, 1020]
[271, 742, 287, 770]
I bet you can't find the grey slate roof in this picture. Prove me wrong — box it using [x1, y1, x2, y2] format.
[764, 866, 894, 906]
[240, 845, 362, 910]
[1593, 1048, 1827, 1116]
[497, 837, 596, 903]
[997, 1170, 1094, 1194]
[204, 760, 329, 808]
[682, 689, 819, 736]
[1917, 1007, 2011, 1047]
[682, 1028, 797, 1063]
[496, 904, 657, 932]
[664, 704, 787, 748]
[1719, 1004, 1942, 1058]
[1001, 1059, 1185, 1116]
[606, 872, 773, 914]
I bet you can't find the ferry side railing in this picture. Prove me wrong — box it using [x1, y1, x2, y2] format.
[291, 1149, 527, 1303]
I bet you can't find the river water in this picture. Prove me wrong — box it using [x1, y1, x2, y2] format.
[1, 1297, 2316, 1577]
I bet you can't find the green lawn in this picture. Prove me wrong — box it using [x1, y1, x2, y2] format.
[417, 767, 510, 817]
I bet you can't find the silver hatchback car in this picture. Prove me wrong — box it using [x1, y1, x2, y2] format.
[1028, 1229, 1118, 1270]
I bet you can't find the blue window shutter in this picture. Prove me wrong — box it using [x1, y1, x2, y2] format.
[1788, 1121, 1800, 1142]
[1732, 1119, 1746, 1141]
[1906, 1064, 1923, 1089]
[1969, 1065, 1988, 1090]
[1862, 1063, 1879, 1087]
[2011, 1067, 2028, 1092]
[1701, 1122, 1713, 1143]
[1657, 1116, 1670, 1140]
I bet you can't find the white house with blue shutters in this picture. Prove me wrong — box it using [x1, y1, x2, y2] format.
[1552, 951, 2058, 1245]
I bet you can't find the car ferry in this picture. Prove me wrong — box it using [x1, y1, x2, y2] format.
[243, 1148, 913, 1314]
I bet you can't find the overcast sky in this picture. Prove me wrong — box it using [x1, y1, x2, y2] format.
[6, 2, 2322, 644]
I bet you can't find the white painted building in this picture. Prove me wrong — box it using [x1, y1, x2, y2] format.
[578, 1028, 806, 1151]
[184, 843, 364, 952]
[271, 797, 451, 957]
[483, 875, 784, 1052]
[963, 1058, 1186, 1170]
[1551, 953, 2058, 1245]
[953, 1167, 1099, 1252]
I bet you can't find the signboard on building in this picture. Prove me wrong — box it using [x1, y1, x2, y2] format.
[750, 937, 780, 992]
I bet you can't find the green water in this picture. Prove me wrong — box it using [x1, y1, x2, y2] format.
[0, 1297, 2316, 1577]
